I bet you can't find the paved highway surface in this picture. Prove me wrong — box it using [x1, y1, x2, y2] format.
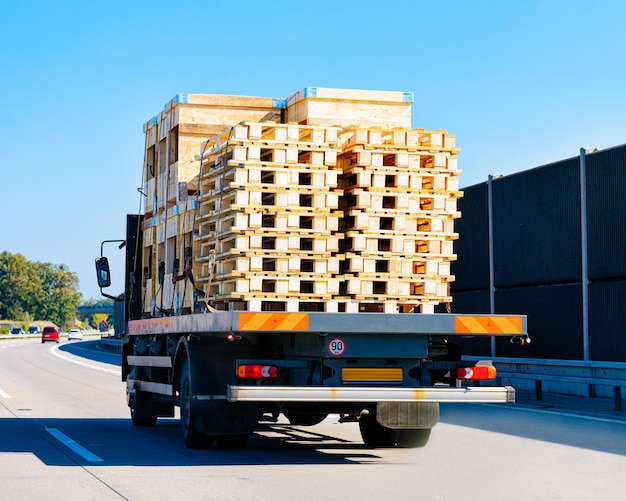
[1, 338, 625, 500]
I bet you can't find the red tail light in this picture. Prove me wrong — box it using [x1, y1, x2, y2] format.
[457, 365, 497, 381]
[237, 365, 278, 379]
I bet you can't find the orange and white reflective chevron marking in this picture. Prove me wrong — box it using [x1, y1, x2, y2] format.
[454, 316, 523, 335]
[238, 312, 309, 331]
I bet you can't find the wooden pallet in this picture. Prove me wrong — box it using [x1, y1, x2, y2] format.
[340, 210, 459, 234]
[206, 298, 331, 313]
[339, 254, 453, 275]
[208, 232, 341, 254]
[338, 151, 460, 179]
[337, 299, 444, 314]
[199, 125, 341, 169]
[338, 189, 461, 216]
[221, 165, 341, 190]
[216, 254, 341, 276]
[213, 289, 335, 302]
[342, 231, 457, 254]
[197, 190, 342, 217]
[203, 122, 340, 148]
[197, 211, 341, 235]
[216, 145, 338, 166]
[197, 210, 339, 236]
[205, 297, 440, 313]
[341, 276, 449, 297]
[338, 126, 458, 153]
[339, 166, 461, 195]
[214, 275, 339, 296]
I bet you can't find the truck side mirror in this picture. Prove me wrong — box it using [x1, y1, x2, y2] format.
[95, 256, 112, 288]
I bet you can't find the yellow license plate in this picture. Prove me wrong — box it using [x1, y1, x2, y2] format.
[341, 367, 403, 383]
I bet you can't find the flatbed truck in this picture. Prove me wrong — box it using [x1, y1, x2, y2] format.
[96, 88, 528, 449]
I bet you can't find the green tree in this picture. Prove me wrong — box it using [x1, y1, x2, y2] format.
[36, 262, 81, 326]
[0, 252, 43, 320]
[0, 252, 81, 325]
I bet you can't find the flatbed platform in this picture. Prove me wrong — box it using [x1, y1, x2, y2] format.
[128, 311, 526, 337]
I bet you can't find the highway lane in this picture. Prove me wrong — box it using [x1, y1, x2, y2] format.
[1, 338, 626, 500]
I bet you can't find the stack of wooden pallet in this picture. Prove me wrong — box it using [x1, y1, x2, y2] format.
[335, 126, 461, 313]
[139, 88, 461, 315]
[193, 122, 343, 312]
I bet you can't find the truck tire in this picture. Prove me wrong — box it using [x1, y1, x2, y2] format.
[359, 412, 431, 448]
[130, 391, 157, 427]
[359, 412, 395, 447]
[180, 359, 212, 449]
[131, 410, 157, 427]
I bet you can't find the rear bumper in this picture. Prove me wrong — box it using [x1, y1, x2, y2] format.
[227, 385, 515, 404]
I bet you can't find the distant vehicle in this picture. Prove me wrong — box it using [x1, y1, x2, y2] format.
[28, 325, 41, 335]
[67, 329, 83, 341]
[41, 325, 60, 343]
[10, 327, 25, 335]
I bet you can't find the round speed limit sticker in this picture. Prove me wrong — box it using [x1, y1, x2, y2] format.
[328, 337, 346, 356]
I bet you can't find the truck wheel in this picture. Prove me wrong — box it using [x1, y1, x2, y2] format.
[130, 390, 158, 427]
[131, 408, 157, 427]
[359, 415, 431, 448]
[359, 413, 432, 448]
[284, 413, 328, 426]
[180, 359, 211, 449]
[131, 407, 158, 427]
[359, 412, 396, 447]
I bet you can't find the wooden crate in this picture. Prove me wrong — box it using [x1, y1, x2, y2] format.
[142, 94, 283, 215]
[285, 87, 413, 129]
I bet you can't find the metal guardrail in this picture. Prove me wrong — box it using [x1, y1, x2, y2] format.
[0, 334, 41, 341]
[464, 356, 626, 410]
[97, 330, 122, 353]
[99, 338, 122, 353]
[0, 330, 116, 343]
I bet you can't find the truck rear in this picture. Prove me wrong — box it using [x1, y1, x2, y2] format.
[96, 87, 527, 448]
[115, 306, 525, 449]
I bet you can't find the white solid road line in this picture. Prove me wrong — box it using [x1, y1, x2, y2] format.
[46, 427, 103, 462]
[49, 344, 121, 376]
[0, 387, 11, 399]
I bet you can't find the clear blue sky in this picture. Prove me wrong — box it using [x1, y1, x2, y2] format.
[1, 0, 625, 301]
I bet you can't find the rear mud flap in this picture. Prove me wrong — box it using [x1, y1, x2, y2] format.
[195, 400, 258, 435]
[376, 401, 440, 429]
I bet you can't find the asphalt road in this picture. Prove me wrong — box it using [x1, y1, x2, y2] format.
[1, 338, 625, 500]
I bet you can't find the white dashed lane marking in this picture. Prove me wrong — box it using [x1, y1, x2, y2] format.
[46, 428, 103, 462]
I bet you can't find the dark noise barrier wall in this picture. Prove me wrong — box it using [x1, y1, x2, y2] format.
[447, 145, 626, 363]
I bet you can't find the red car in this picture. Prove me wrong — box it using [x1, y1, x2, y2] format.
[41, 325, 60, 344]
